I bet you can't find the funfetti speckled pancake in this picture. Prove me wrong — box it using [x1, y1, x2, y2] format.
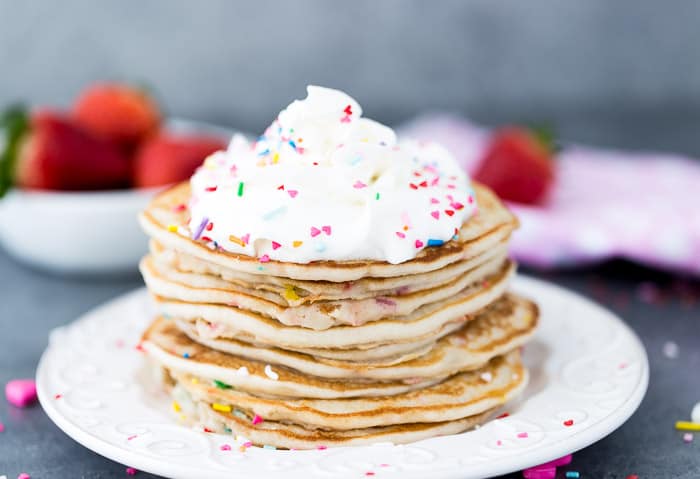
[140, 248, 508, 330]
[157, 350, 526, 449]
[154, 261, 515, 351]
[139, 181, 517, 282]
[141, 319, 439, 399]
[175, 294, 537, 380]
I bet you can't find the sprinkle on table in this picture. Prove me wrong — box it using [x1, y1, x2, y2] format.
[683, 432, 693, 443]
[125, 467, 137, 476]
[5, 379, 37, 408]
[565, 472, 580, 478]
[675, 421, 700, 431]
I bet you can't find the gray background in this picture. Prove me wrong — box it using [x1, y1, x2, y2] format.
[1, 1, 700, 478]
[2, 0, 700, 154]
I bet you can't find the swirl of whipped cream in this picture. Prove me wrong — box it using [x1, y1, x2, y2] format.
[188, 86, 477, 265]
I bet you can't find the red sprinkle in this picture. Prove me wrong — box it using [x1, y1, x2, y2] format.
[496, 412, 510, 419]
[173, 204, 187, 212]
[277, 184, 285, 190]
[343, 105, 353, 115]
[205, 222, 214, 231]
[316, 445, 328, 450]
[205, 186, 218, 192]
[419, 180, 428, 188]
[563, 419, 574, 427]
[200, 236, 212, 243]
[203, 427, 215, 433]
[445, 209, 454, 216]
[409, 183, 418, 190]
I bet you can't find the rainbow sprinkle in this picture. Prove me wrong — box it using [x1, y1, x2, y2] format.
[212, 403, 232, 413]
[237, 182, 245, 197]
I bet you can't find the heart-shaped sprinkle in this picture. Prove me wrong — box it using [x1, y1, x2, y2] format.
[431, 211, 440, 220]
[415, 239, 424, 248]
[451, 202, 464, 210]
[259, 255, 270, 263]
[322, 225, 332, 235]
[288, 190, 298, 198]
[271, 241, 281, 250]
[241, 233, 250, 245]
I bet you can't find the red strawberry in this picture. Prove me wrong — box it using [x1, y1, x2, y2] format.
[132, 134, 226, 188]
[0, 108, 130, 196]
[73, 83, 160, 148]
[472, 127, 555, 205]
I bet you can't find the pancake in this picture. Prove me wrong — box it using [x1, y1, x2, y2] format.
[141, 248, 508, 330]
[198, 404, 497, 449]
[139, 181, 517, 282]
[170, 350, 525, 430]
[155, 261, 515, 350]
[141, 319, 440, 399]
[149, 234, 513, 304]
[176, 294, 537, 380]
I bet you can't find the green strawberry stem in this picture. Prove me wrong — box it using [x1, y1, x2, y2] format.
[0, 105, 29, 198]
[529, 124, 559, 154]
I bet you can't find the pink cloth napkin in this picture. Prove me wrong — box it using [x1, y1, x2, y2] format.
[400, 115, 700, 276]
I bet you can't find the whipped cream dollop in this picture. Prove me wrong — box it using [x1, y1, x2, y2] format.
[188, 86, 477, 264]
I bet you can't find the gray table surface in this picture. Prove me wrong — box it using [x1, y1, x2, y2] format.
[1, 248, 698, 479]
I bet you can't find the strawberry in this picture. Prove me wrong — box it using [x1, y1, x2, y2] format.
[0, 108, 130, 196]
[73, 83, 160, 148]
[132, 134, 225, 188]
[472, 127, 555, 205]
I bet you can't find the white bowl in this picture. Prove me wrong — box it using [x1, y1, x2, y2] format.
[0, 187, 159, 275]
[0, 118, 235, 275]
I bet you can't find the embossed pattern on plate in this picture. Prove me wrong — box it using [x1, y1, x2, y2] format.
[36, 276, 648, 479]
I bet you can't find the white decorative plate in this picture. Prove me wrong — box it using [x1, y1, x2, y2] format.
[36, 276, 648, 479]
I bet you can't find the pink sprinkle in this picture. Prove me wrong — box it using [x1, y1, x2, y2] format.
[241, 233, 250, 245]
[252, 414, 264, 425]
[259, 255, 270, 263]
[127, 435, 137, 441]
[430, 211, 440, 220]
[18, 474, 31, 479]
[451, 202, 464, 210]
[0, 421, 4, 432]
[126, 467, 137, 476]
[395, 231, 405, 239]
[496, 440, 503, 446]
[321, 225, 332, 235]
[365, 473, 375, 477]
[517, 432, 529, 438]
[310, 227, 321, 237]
[430, 197, 439, 204]
[415, 239, 424, 248]
[522, 466, 556, 479]
[54, 394, 62, 400]
[172, 204, 187, 212]
[220, 444, 232, 451]
[353, 180, 367, 189]
[271, 241, 281, 250]
[316, 445, 328, 450]
[683, 433, 694, 443]
[447, 184, 456, 189]
[468, 195, 474, 204]
[380, 464, 389, 467]
[115, 339, 125, 348]
[243, 441, 253, 447]
[340, 115, 351, 123]
[5, 379, 37, 408]
[288, 190, 298, 198]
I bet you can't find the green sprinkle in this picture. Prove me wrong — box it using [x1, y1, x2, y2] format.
[375, 192, 380, 200]
[214, 380, 232, 390]
[237, 182, 245, 197]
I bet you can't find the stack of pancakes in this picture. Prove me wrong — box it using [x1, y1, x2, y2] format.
[138, 181, 538, 449]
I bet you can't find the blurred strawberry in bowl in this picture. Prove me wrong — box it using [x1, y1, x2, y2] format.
[74, 82, 160, 151]
[133, 134, 225, 188]
[0, 81, 231, 274]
